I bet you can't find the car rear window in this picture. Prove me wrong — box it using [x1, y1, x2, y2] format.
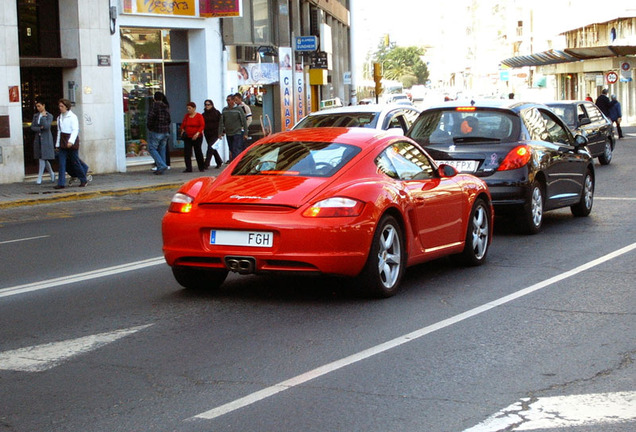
[408, 108, 520, 144]
[295, 113, 379, 129]
[232, 141, 361, 177]
[547, 104, 577, 127]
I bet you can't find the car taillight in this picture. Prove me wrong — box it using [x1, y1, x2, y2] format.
[303, 197, 365, 218]
[169, 193, 195, 213]
[168, 181, 204, 213]
[498, 145, 531, 171]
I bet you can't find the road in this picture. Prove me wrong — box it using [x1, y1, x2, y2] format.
[1, 138, 635, 431]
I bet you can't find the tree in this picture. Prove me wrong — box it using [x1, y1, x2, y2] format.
[365, 39, 429, 89]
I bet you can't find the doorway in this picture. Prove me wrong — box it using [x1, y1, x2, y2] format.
[21, 67, 63, 174]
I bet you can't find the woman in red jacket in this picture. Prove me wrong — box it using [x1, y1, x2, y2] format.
[180, 102, 205, 172]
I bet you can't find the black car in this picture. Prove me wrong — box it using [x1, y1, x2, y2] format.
[407, 100, 595, 234]
[545, 100, 615, 165]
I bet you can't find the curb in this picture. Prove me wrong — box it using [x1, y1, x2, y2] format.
[0, 182, 183, 210]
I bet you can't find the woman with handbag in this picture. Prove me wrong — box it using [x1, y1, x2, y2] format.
[55, 98, 88, 189]
[179, 102, 205, 172]
[31, 97, 56, 184]
[202, 99, 223, 169]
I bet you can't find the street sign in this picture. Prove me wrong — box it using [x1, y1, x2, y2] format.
[295, 36, 318, 52]
[606, 71, 618, 84]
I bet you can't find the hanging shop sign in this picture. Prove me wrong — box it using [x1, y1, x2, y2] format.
[123, 0, 196, 16]
[294, 62, 306, 123]
[279, 47, 294, 131]
[200, 0, 241, 17]
[237, 63, 279, 85]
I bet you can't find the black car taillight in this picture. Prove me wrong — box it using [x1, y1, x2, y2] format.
[498, 145, 531, 171]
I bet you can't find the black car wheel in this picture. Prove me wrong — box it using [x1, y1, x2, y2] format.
[598, 137, 613, 165]
[455, 198, 490, 266]
[172, 266, 228, 291]
[358, 215, 405, 298]
[519, 180, 544, 234]
[571, 169, 594, 217]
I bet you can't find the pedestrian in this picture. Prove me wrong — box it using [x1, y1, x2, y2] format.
[54, 98, 88, 189]
[609, 94, 623, 139]
[595, 88, 611, 118]
[234, 92, 253, 129]
[146, 91, 171, 175]
[179, 102, 205, 172]
[202, 99, 223, 169]
[585, 94, 593, 102]
[219, 94, 248, 162]
[30, 97, 56, 185]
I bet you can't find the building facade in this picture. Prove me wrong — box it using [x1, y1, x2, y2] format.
[0, 0, 351, 184]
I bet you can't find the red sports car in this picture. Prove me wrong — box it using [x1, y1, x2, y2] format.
[162, 127, 493, 297]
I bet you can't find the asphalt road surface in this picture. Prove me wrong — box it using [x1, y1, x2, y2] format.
[1, 137, 634, 432]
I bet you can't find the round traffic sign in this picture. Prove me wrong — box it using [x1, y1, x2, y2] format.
[621, 62, 630, 71]
[606, 71, 618, 84]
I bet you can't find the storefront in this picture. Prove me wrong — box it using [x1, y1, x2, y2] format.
[112, 2, 229, 170]
[120, 27, 190, 165]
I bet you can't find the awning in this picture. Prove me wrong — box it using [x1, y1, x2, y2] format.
[502, 50, 579, 68]
[501, 45, 636, 68]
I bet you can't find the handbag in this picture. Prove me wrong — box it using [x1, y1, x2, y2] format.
[60, 132, 80, 150]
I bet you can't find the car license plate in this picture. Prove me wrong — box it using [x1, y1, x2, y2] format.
[438, 160, 479, 173]
[210, 230, 273, 247]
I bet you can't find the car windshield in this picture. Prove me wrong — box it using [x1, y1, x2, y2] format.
[294, 112, 379, 129]
[547, 105, 577, 127]
[408, 108, 520, 144]
[233, 141, 361, 177]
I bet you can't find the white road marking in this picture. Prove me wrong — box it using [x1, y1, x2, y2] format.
[0, 257, 165, 299]
[0, 235, 50, 245]
[191, 241, 636, 421]
[462, 391, 636, 431]
[0, 324, 153, 372]
[595, 196, 636, 201]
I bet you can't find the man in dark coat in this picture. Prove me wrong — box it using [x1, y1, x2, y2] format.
[595, 88, 611, 118]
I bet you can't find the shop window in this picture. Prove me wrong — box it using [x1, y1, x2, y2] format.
[121, 28, 187, 159]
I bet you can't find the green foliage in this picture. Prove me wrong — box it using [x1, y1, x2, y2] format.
[365, 39, 429, 87]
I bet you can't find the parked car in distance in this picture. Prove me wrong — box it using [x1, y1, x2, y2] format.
[407, 100, 595, 234]
[292, 104, 420, 135]
[162, 127, 493, 298]
[384, 94, 413, 105]
[545, 100, 615, 165]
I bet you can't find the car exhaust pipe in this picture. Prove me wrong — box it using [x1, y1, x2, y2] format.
[224, 256, 256, 274]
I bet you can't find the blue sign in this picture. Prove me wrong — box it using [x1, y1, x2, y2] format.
[295, 36, 318, 52]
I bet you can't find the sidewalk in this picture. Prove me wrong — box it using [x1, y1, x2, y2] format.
[0, 160, 225, 209]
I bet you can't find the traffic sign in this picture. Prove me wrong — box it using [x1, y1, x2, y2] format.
[606, 71, 618, 84]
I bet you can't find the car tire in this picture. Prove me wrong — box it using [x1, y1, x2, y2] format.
[519, 180, 544, 235]
[454, 198, 490, 266]
[172, 266, 228, 291]
[598, 137, 613, 165]
[571, 169, 594, 217]
[358, 215, 405, 298]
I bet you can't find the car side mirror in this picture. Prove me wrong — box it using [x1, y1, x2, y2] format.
[438, 164, 457, 177]
[579, 117, 591, 126]
[574, 134, 588, 146]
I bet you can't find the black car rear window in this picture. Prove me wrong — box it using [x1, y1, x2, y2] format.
[233, 141, 361, 177]
[408, 108, 520, 144]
